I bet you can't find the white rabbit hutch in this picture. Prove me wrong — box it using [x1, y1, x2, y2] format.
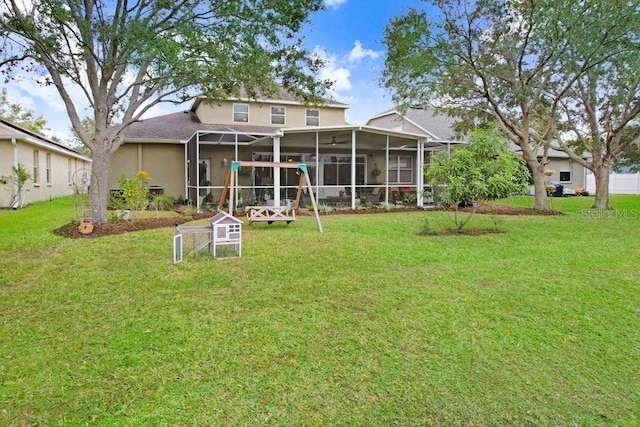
[173, 211, 242, 263]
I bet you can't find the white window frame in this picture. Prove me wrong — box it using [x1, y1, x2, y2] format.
[306, 109, 320, 126]
[68, 159, 72, 185]
[45, 153, 51, 185]
[559, 166, 572, 183]
[388, 155, 413, 184]
[33, 149, 40, 185]
[270, 106, 286, 125]
[233, 103, 249, 123]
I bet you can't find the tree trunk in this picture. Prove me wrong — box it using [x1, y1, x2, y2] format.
[530, 167, 549, 210]
[89, 148, 112, 224]
[517, 138, 549, 210]
[592, 166, 611, 210]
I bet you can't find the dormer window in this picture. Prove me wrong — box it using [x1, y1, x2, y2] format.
[271, 106, 285, 125]
[306, 109, 319, 126]
[233, 103, 249, 122]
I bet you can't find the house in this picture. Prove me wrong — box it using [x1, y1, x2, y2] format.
[0, 119, 92, 208]
[367, 107, 588, 193]
[116, 90, 450, 210]
[367, 107, 467, 164]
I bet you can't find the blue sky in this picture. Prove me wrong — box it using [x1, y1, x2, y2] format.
[1, 0, 423, 142]
[306, 0, 422, 124]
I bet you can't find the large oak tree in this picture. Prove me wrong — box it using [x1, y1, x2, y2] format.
[382, 0, 639, 210]
[1, 0, 329, 223]
[552, 3, 640, 209]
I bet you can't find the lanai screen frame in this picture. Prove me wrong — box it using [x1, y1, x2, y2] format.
[249, 125, 433, 209]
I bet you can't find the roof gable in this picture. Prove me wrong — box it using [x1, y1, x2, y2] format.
[209, 211, 242, 225]
[369, 108, 462, 142]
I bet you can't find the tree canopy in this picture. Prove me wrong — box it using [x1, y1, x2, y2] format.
[0, 88, 47, 134]
[426, 127, 530, 230]
[382, 0, 640, 210]
[0, 0, 330, 223]
[549, 2, 640, 208]
[613, 127, 640, 173]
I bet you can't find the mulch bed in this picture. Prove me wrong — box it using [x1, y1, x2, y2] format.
[54, 212, 213, 239]
[53, 205, 562, 239]
[431, 205, 565, 216]
[418, 228, 506, 237]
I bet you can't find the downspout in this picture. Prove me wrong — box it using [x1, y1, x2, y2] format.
[11, 138, 19, 209]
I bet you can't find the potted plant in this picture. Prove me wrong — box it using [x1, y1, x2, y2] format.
[371, 163, 381, 183]
[109, 190, 130, 220]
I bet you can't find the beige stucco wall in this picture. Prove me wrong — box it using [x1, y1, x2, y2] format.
[1, 138, 91, 208]
[110, 142, 186, 198]
[194, 100, 347, 127]
[544, 159, 586, 189]
[0, 142, 12, 177]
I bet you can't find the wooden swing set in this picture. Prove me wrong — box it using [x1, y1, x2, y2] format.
[218, 161, 323, 233]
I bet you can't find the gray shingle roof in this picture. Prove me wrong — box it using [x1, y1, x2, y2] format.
[367, 107, 464, 142]
[0, 119, 90, 160]
[402, 108, 461, 141]
[124, 111, 277, 141]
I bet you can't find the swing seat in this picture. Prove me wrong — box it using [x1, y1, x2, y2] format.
[245, 206, 296, 224]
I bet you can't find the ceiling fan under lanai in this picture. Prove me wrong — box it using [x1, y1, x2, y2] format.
[321, 136, 350, 146]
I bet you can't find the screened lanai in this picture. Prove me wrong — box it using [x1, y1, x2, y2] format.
[187, 125, 447, 212]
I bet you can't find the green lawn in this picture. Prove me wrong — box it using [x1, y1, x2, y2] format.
[1, 196, 639, 425]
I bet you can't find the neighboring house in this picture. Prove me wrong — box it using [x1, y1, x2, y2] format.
[510, 144, 589, 194]
[117, 90, 443, 210]
[0, 119, 92, 208]
[367, 107, 465, 146]
[367, 107, 588, 192]
[367, 107, 466, 162]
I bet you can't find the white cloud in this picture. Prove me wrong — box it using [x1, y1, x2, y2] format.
[2, 69, 95, 142]
[348, 40, 380, 63]
[324, 0, 347, 10]
[3, 85, 37, 111]
[313, 46, 352, 95]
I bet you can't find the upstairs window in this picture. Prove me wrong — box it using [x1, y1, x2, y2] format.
[306, 109, 320, 126]
[271, 106, 285, 125]
[233, 103, 249, 123]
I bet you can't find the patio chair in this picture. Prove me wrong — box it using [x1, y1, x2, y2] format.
[362, 186, 382, 204]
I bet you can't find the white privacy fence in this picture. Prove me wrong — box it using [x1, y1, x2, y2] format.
[586, 172, 640, 195]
